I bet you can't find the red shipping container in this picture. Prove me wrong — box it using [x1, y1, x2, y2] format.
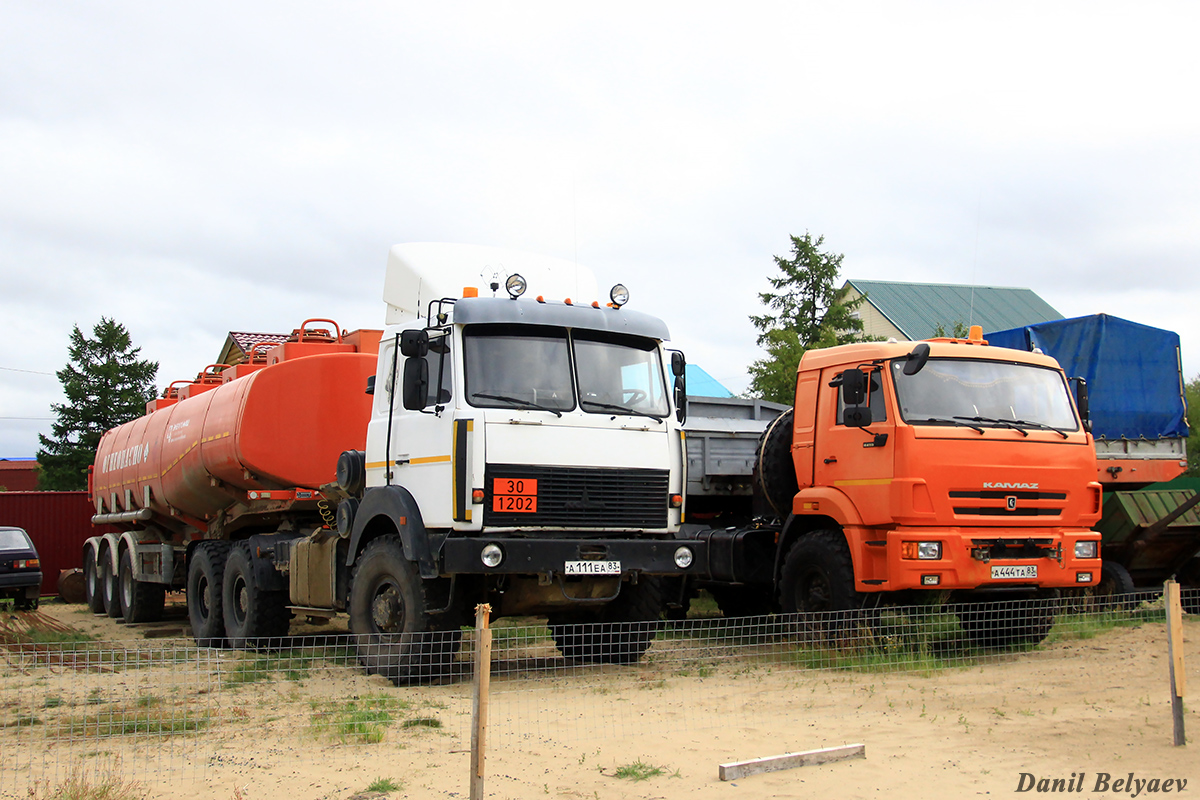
[0, 491, 118, 596]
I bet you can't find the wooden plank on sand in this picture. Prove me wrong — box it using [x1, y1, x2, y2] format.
[718, 744, 866, 781]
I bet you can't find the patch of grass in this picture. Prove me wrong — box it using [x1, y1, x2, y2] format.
[25, 769, 147, 800]
[310, 694, 406, 744]
[613, 760, 667, 782]
[223, 647, 354, 687]
[43, 696, 65, 709]
[366, 777, 402, 793]
[55, 707, 208, 738]
[135, 695, 160, 709]
[401, 716, 441, 729]
[1044, 607, 1157, 644]
[25, 629, 96, 645]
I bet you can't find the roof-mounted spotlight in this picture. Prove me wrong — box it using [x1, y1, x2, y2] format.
[505, 273, 527, 299]
[609, 284, 629, 307]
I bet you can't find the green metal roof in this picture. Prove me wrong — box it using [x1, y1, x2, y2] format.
[845, 279, 1062, 340]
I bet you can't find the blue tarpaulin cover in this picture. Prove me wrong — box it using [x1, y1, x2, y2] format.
[986, 314, 1187, 441]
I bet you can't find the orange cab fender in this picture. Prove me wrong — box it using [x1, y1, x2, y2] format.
[346, 484, 437, 579]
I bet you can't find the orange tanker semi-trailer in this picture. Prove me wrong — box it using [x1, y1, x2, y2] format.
[83, 321, 380, 640]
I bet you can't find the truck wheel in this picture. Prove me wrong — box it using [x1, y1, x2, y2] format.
[83, 548, 105, 614]
[955, 591, 1059, 650]
[188, 541, 231, 647]
[100, 550, 124, 619]
[710, 585, 775, 619]
[348, 535, 462, 685]
[549, 576, 664, 664]
[755, 408, 797, 519]
[222, 542, 290, 649]
[1093, 561, 1136, 610]
[120, 548, 166, 625]
[778, 531, 861, 641]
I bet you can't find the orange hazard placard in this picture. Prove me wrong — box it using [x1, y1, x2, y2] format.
[493, 478, 537, 513]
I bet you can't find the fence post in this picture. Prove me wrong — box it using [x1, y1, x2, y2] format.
[1165, 580, 1186, 746]
[470, 603, 493, 800]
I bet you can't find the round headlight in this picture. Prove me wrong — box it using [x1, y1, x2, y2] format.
[673, 546, 694, 569]
[481, 544, 504, 568]
[505, 274, 527, 298]
[610, 284, 629, 307]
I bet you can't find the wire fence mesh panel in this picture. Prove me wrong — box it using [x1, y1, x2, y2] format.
[0, 589, 1189, 795]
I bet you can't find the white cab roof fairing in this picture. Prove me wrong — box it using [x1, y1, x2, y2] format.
[383, 243, 601, 325]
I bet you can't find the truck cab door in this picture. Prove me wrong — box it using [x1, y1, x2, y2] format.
[812, 365, 895, 527]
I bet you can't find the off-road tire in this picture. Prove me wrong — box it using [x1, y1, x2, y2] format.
[84, 547, 105, 614]
[778, 530, 862, 642]
[120, 547, 166, 624]
[348, 535, 462, 685]
[755, 408, 797, 519]
[188, 541, 231, 647]
[955, 592, 1059, 650]
[222, 542, 291, 649]
[100, 550, 123, 619]
[1093, 560, 1136, 611]
[549, 576, 665, 664]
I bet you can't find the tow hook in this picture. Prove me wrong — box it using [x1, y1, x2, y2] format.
[971, 547, 991, 564]
[1049, 542, 1063, 565]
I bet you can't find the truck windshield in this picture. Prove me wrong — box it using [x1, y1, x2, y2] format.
[463, 326, 575, 412]
[575, 333, 669, 418]
[892, 358, 1079, 432]
[462, 325, 668, 418]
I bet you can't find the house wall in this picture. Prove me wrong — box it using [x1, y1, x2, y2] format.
[841, 285, 908, 341]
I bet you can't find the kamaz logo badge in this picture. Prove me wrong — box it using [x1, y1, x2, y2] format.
[983, 482, 1038, 490]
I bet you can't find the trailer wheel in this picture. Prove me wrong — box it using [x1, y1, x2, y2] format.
[549, 576, 664, 664]
[119, 548, 166, 625]
[100, 549, 123, 619]
[187, 541, 231, 647]
[348, 535, 461, 685]
[222, 542, 290, 649]
[954, 591, 1059, 650]
[755, 408, 797, 519]
[83, 548, 105, 614]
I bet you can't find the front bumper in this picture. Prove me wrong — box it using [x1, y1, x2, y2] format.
[440, 537, 706, 578]
[874, 528, 1101, 592]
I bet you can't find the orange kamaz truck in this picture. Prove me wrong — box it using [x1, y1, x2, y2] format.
[677, 327, 1104, 645]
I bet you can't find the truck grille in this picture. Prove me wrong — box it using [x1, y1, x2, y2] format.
[483, 464, 669, 529]
[949, 489, 1065, 517]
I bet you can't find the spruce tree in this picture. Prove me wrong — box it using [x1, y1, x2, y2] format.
[746, 233, 869, 404]
[37, 318, 159, 490]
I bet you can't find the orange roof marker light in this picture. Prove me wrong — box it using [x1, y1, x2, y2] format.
[609, 284, 629, 308]
[969, 325, 985, 342]
[463, 287, 479, 298]
[564, 298, 573, 306]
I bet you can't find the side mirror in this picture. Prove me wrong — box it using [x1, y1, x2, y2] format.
[670, 351, 686, 378]
[843, 406, 873, 428]
[402, 358, 429, 410]
[1074, 377, 1090, 430]
[840, 368, 867, 406]
[674, 376, 687, 424]
[903, 342, 931, 376]
[400, 329, 429, 358]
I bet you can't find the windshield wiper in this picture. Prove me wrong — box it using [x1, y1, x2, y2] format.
[580, 400, 664, 423]
[1010, 419, 1071, 439]
[950, 417, 1027, 434]
[915, 416, 985, 434]
[472, 393, 563, 418]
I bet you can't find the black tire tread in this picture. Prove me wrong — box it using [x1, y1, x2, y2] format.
[188, 540, 231, 646]
[755, 408, 798, 520]
[222, 542, 291, 648]
[120, 547, 166, 624]
[550, 576, 664, 664]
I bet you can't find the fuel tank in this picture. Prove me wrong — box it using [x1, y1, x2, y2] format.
[91, 326, 380, 526]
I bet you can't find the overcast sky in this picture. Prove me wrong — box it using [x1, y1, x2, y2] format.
[2, 2, 1198, 457]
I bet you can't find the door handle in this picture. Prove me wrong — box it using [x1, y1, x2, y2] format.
[824, 457, 838, 464]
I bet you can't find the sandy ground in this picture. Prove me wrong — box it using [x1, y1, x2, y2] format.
[2, 601, 1196, 800]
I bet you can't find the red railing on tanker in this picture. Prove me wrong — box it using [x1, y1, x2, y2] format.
[0, 491, 118, 596]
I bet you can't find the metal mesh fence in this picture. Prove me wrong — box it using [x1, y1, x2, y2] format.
[0, 588, 1192, 796]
